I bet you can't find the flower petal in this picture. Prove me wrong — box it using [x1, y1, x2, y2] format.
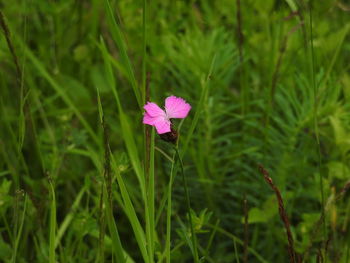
[165, 96, 191, 119]
[153, 118, 171, 134]
[144, 102, 166, 118]
[143, 112, 171, 134]
[143, 112, 156, 125]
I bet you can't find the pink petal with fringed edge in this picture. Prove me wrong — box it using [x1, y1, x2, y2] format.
[143, 102, 166, 117]
[143, 112, 171, 134]
[153, 118, 171, 134]
[165, 96, 191, 119]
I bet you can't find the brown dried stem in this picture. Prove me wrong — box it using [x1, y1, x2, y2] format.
[258, 165, 297, 263]
[0, 10, 22, 82]
[98, 115, 112, 263]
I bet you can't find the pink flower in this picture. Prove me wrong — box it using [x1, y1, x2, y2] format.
[143, 96, 191, 134]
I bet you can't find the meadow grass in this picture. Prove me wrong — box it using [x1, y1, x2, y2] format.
[1, 0, 350, 262]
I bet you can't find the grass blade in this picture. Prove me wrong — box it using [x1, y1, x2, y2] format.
[104, 0, 142, 109]
[11, 192, 27, 263]
[99, 37, 146, 198]
[104, 185, 127, 262]
[165, 152, 177, 263]
[175, 148, 199, 262]
[110, 154, 149, 262]
[146, 129, 155, 262]
[18, 42, 99, 145]
[48, 180, 56, 263]
[55, 187, 86, 248]
[97, 87, 127, 263]
[97, 81, 148, 262]
[181, 55, 216, 157]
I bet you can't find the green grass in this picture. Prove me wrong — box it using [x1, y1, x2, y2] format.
[1, 0, 350, 262]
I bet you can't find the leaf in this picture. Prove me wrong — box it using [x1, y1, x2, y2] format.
[327, 161, 350, 180]
[247, 207, 272, 224]
[330, 115, 350, 155]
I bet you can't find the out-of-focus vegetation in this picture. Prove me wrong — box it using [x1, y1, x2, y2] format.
[0, 0, 350, 262]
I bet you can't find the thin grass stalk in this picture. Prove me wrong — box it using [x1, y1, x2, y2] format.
[206, 223, 268, 263]
[294, 4, 307, 50]
[158, 241, 186, 262]
[146, 128, 155, 263]
[2, 9, 25, 153]
[2, 208, 13, 249]
[48, 179, 56, 263]
[141, 0, 148, 103]
[302, 180, 350, 262]
[55, 187, 85, 248]
[97, 88, 106, 263]
[263, 23, 302, 156]
[236, 0, 243, 64]
[1, 10, 44, 182]
[99, 37, 146, 199]
[316, 249, 323, 263]
[104, 0, 142, 109]
[145, 72, 151, 179]
[100, 39, 148, 262]
[258, 165, 296, 263]
[243, 196, 249, 263]
[236, 0, 246, 114]
[98, 114, 112, 263]
[233, 237, 240, 263]
[204, 219, 220, 259]
[98, 182, 106, 263]
[308, 1, 327, 250]
[325, 235, 332, 260]
[142, 17, 154, 257]
[144, 70, 154, 262]
[197, 245, 216, 263]
[102, 117, 115, 260]
[22, 43, 99, 145]
[110, 151, 148, 262]
[142, 0, 149, 180]
[0, 11, 21, 81]
[104, 182, 127, 263]
[163, 122, 186, 259]
[320, 24, 350, 91]
[11, 189, 20, 255]
[155, 177, 172, 226]
[182, 55, 216, 158]
[11, 191, 27, 263]
[270, 23, 302, 103]
[158, 241, 182, 262]
[102, 117, 113, 203]
[165, 151, 177, 263]
[100, 39, 149, 261]
[175, 148, 199, 262]
[97, 87, 127, 262]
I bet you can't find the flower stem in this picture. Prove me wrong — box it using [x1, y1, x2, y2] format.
[175, 147, 199, 262]
[165, 152, 176, 263]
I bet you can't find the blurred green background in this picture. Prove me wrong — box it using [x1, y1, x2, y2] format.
[0, 0, 350, 262]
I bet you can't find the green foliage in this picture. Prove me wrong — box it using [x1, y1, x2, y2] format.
[0, 0, 350, 262]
